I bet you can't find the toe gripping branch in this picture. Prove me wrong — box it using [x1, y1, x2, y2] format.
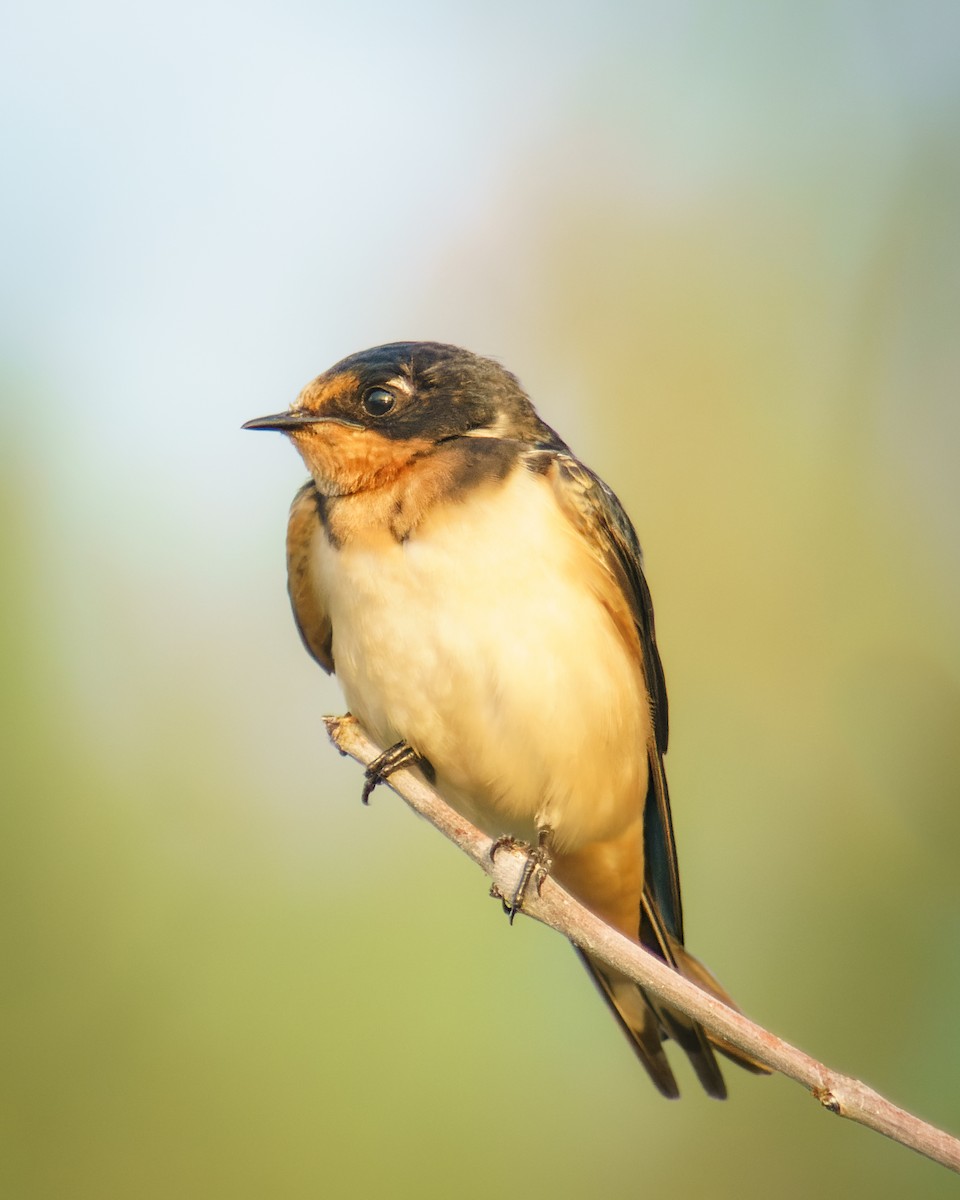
[360, 741, 422, 805]
[489, 827, 553, 925]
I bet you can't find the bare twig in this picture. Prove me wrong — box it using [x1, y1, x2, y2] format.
[325, 714, 960, 1176]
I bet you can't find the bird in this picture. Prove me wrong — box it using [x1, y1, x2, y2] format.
[243, 341, 767, 1098]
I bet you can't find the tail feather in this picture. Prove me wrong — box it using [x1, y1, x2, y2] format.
[668, 942, 772, 1076]
[574, 888, 769, 1097]
[574, 947, 681, 1099]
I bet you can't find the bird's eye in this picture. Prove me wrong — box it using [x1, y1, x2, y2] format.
[361, 387, 396, 417]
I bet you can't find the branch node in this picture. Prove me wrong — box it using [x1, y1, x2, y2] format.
[814, 1086, 843, 1115]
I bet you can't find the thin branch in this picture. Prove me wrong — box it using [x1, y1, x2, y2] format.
[325, 715, 960, 1176]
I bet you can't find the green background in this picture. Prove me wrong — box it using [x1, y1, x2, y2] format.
[3, 3, 959, 1197]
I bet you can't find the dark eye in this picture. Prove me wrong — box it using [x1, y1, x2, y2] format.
[361, 387, 396, 417]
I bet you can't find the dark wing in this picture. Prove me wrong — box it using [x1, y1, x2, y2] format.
[286, 481, 334, 674]
[538, 449, 771, 1094]
[530, 449, 683, 944]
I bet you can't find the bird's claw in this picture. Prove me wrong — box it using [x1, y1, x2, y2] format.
[489, 828, 553, 924]
[361, 740, 420, 804]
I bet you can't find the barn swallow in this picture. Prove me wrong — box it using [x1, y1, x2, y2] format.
[244, 341, 767, 1098]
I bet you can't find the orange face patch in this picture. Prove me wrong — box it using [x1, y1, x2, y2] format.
[290, 422, 433, 497]
[295, 369, 362, 416]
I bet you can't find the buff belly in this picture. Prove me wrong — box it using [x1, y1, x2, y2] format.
[314, 467, 651, 854]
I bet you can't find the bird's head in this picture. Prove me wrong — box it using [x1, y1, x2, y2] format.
[243, 342, 562, 496]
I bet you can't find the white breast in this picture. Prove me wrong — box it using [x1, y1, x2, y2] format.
[314, 467, 651, 853]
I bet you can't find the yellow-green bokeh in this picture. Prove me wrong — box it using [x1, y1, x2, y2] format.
[3, 4, 959, 1197]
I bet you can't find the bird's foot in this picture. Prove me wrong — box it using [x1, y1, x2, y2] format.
[361, 740, 421, 805]
[489, 827, 553, 924]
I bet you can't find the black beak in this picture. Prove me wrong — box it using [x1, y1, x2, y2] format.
[242, 411, 325, 433]
[242, 410, 362, 434]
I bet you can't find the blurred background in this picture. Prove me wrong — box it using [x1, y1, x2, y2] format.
[3, 2, 959, 1196]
